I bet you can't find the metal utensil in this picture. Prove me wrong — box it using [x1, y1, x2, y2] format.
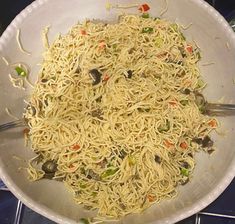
[1, 94, 235, 132]
[0, 119, 26, 132]
[195, 92, 235, 115]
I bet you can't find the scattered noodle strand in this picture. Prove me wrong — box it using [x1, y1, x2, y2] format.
[5, 107, 19, 120]
[16, 29, 31, 55]
[202, 62, 215, 66]
[113, 3, 139, 9]
[160, 0, 168, 16]
[2, 56, 9, 66]
[25, 76, 35, 88]
[42, 26, 50, 49]
[8, 73, 25, 90]
[181, 23, 193, 30]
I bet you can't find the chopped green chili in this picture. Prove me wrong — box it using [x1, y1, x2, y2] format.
[112, 44, 118, 49]
[80, 183, 87, 189]
[155, 37, 164, 48]
[142, 13, 150, 18]
[101, 168, 118, 179]
[158, 120, 170, 132]
[91, 192, 98, 197]
[196, 79, 205, 89]
[142, 27, 154, 33]
[181, 168, 189, 177]
[180, 100, 188, 106]
[79, 218, 89, 224]
[15, 66, 27, 77]
[196, 51, 201, 62]
[153, 17, 160, 21]
[128, 156, 136, 166]
[170, 23, 179, 32]
[180, 32, 186, 41]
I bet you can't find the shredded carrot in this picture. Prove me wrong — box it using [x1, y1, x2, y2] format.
[164, 140, 174, 148]
[71, 144, 80, 151]
[183, 80, 192, 86]
[169, 101, 177, 106]
[23, 128, 30, 134]
[80, 30, 87, 35]
[103, 74, 110, 81]
[208, 119, 217, 128]
[156, 52, 167, 59]
[180, 142, 188, 149]
[69, 164, 75, 169]
[186, 45, 193, 53]
[98, 41, 106, 49]
[147, 194, 156, 202]
[138, 4, 150, 12]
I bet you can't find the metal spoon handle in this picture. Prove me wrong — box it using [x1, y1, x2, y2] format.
[207, 103, 235, 111]
[0, 119, 25, 132]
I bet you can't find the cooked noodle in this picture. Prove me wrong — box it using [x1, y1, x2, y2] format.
[24, 15, 216, 219]
[16, 29, 31, 55]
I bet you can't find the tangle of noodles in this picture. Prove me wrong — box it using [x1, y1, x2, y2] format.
[24, 15, 217, 219]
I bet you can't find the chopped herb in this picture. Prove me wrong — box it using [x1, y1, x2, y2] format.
[142, 13, 150, 18]
[196, 51, 202, 62]
[101, 168, 118, 179]
[154, 17, 160, 21]
[196, 79, 205, 89]
[155, 37, 164, 48]
[170, 23, 179, 32]
[15, 66, 27, 77]
[80, 183, 87, 189]
[92, 192, 98, 197]
[181, 168, 189, 177]
[112, 44, 118, 50]
[128, 156, 136, 166]
[180, 100, 188, 106]
[158, 120, 170, 132]
[142, 27, 154, 33]
[79, 218, 89, 224]
[180, 32, 186, 41]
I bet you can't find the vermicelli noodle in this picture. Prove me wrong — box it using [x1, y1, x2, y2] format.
[24, 15, 217, 219]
